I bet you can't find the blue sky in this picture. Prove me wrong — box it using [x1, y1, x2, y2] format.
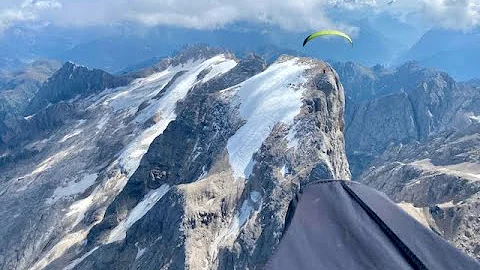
[1, 0, 480, 34]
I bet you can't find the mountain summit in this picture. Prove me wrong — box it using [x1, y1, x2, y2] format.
[0, 46, 350, 270]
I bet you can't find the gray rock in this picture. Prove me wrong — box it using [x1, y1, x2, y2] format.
[358, 125, 480, 260]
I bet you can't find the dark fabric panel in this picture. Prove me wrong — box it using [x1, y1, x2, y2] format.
[265, 180, 480, 270]
[349, 182, 480, 270]
[265, 181, 413, 270]
[341, 181, 428, 270]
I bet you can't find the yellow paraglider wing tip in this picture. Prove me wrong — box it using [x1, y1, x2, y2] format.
[303, 30, 353, 47]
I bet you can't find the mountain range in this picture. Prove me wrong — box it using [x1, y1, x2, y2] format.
[0, 45, 478, 269]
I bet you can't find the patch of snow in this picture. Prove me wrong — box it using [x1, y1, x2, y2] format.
[63, 247, 99, 270]
[93, 67, 174, 113]
[215, 202, 251, 248]
[427, 109, 433, 118]
[469, 114, 480, 123]
[66, 190, 96, 228]
[210, 192, 263, 261]
[135, 247, 147, 261]
[197, 166, 208, 181]
[24, 114, 35, 120]
[108, 184, 170, 243]
[47, 173, 98, 203]
[115, 55, 236, 178]
[201, 59, 237, 83]
[134, 55, 234, 124]
[237, 200, 253, 229]
[243, 159, 256, 180]
[96, 115, 109, 130]
[117, 124, 171, 177]
[250, 191, 261, 203]
[227, 59, 311, 179]
[285, 127, 299, 149]
[59, 129, 83, 143]
[405, 179, 422, 187]
[280, 165, 287, 177]
[75, 119, 87, 127]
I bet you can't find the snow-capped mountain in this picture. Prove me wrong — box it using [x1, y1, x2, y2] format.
[0, 46, 349, 269]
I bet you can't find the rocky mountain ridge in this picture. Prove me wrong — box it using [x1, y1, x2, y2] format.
[1, 46, 479, 268]
[0, 60, 62, 152]
[334, 61, 480, 260]
[0, 47, 350, 270]
[333, 61, 479, 177]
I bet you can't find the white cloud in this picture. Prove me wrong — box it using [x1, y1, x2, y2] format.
[422, 0, 480, 30]
[0, 0, 480, 32]
[0, 0, 61, 31]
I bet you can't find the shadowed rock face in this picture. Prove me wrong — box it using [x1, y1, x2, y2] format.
[336, 61, 480, 260]
[79, 56, 349, 270]
[26, 62, 130, 115]
[0, 47, 350, 270]
[3, 45, 477, 268]
[0, 60, 62, 151]
[0, 61, 132, 152]
[337, 61, 479, 178]
[358, 125, 480, 260]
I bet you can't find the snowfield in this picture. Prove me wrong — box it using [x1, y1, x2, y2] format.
[108, 184, 171, 243]
[47, 173, 98, 203]
[227, 58, 311, 180]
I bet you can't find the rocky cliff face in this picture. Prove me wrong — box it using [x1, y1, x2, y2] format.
[359, 124, 480, 260]
[337, 61, 478, 178]
[0, 61, 132, 152]
[0, 60, 61, 151]
[26, 62, 130, 115]
[0, 47, 350, 270]
[336, 61, 480, 260]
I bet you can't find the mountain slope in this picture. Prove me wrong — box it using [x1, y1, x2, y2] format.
[359, 125, 480, 260]
[336, 60, 480, 260]
[0, 48, 350, 270]
[334, 61, 466, 177]
[0, 60, 62, 152]
[25, 62, 130, 114]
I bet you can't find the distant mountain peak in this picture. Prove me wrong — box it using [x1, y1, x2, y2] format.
[26, 62, 129, 115]
[174, 44, 233, 62]
[125, 44, 236, 79]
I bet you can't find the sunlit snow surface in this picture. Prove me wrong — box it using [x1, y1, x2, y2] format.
[210, 191, 263, 261]
[227, 58, 311, 179]
[62, 247, 99, 270]
[47, 173, 98, 203]
[106, 55, 237, 177]
[469, 114, 480, 123]
[108, 184, 171, 243]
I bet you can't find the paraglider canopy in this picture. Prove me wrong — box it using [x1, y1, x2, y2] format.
[303, 30, 353, 47]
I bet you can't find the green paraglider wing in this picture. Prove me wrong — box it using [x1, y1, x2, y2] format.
[303, 30, 353, 47]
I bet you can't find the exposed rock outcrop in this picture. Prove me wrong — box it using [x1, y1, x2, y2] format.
[0, 47, 350, 270]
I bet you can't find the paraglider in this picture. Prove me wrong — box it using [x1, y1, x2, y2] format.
[302, 30, 353, 47]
